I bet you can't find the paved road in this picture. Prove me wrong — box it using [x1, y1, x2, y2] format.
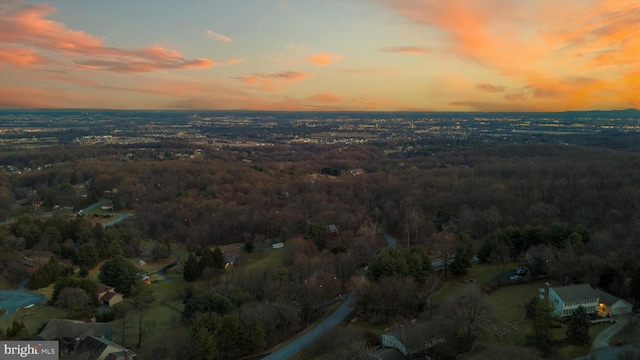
[219, 232, 478, 359]
[103, 213, 133, 227]
[80, 198, 111, 213]
[261, 233, 402, 359]
[261, 283, 363, 360]
[383, 233, 397, 248]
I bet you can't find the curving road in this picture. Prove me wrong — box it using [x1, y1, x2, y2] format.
[102, 213, 133, 228]
[80, 199, 111, 213]
[261, 283, 363, 360]
[261, 234, 398, 359]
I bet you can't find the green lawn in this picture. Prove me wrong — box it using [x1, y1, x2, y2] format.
[0, 303, 66, 337]
[243, 247, 286, 272]
[109, 280, 187, 357]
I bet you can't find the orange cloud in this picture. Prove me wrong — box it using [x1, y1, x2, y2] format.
[384, 0, 640, 110]
[308, 92, 345, 104]
[475, 83, 505, 93]
[305, 52, 342, 66]
[381, 46, 430, 54]
[236, 71, 311, 91]
[0, 2, 213, 73]
[0, 47, 45, 67]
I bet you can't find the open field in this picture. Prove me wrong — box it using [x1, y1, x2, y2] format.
[0, 303, 66, 336]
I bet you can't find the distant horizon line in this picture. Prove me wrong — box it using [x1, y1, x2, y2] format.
[0, 108, 638, 113]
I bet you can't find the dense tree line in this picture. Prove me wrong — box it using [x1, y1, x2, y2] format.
[2, 138, 640, 358]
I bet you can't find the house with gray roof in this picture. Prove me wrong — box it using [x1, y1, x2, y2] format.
[34, 319, 113, 342]
[373, 321, 445, 359]
[539, 283, 599, 317]
[72, 335, 137, 360]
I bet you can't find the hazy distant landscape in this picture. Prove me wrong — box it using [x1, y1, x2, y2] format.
[1, 109, 639, 360]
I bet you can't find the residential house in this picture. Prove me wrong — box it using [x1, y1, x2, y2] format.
[34, 319, 113, 342]
[73, 335, 137, 360]
[97, 284, 124, 307]
[373, 321, 445, 359]
[595, 289, 633, 317]
[539, 283, 599, 317]
[33, 319, 135, 359]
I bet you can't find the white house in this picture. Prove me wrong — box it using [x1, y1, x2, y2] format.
[595, 289, 633, 317]
[539, 283, 599, 317]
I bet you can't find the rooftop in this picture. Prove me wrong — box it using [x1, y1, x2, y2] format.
[551, 284, 599, 303]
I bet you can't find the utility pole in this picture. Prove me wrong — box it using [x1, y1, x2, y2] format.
[122, 311, 126, 348]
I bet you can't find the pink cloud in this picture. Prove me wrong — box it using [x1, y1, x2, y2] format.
[0, 47, 45, 67]
[381, 46, 430, 54]
[205, 30, 232, 42]
[0, 2, 214, 73]
[236, 71, 311, 91]
[225, 58, 244, 65]
[305, 52, 342, 66]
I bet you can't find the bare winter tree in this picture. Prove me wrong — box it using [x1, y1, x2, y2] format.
[438, 286, 495, 349]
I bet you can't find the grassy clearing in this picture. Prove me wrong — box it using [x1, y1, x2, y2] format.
[36, 284, 55, 301]
[245, 248, 286, 272]
[109, 280, 187, 358]
[0, 304, 66, 336]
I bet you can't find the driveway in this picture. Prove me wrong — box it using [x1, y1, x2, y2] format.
[576, 344, 640, 360]
[591, 318, 628, 349]
[573, 317, 640, 360]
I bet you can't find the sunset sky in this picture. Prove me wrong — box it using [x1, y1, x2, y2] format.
[0, 0, 638, 111]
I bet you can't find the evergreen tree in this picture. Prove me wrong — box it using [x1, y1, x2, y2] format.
[527, 299, 555, 355]
[5, 320, 27, 340]
[244, 241, 254, 253]
[212, 247, 225, 270]
[192, 325, 217, 360]
[303, 222, 330, 251]
[450, 233, 474, 277]
[184, 253, 201, 282]
[98, 255, 139, 296]
[449, 246, 471, 277]
[77, 243, 99, 268]
[200, 248, 215, 271]
[567, 306, 590, 345]
[238, 318, 266, 355]
[29, 256, 65, 290]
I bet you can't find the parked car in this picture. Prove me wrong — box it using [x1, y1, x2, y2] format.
[510, 275, 521, 280]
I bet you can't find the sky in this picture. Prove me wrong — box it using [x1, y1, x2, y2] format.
[0, 0, 638, 111]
